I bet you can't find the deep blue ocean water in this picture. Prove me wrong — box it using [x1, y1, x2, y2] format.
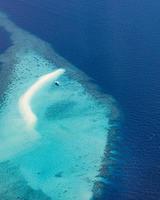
[0, 27, 11, 54]
[0, 0, 160, 199]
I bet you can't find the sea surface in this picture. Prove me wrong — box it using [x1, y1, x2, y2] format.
[0, 0, 160, 200]
[0, 27, 11, 54]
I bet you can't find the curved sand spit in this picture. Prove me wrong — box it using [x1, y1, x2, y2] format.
[19, 68, 65, 127]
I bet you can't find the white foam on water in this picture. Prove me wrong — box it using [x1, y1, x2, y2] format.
[0, 12, 114, 200]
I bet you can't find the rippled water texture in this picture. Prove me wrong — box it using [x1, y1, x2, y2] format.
[0, 12, 118, 200]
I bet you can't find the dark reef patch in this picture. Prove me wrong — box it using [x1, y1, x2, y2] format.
[45, 100, 76, 120]
[92, 101, 123, 200]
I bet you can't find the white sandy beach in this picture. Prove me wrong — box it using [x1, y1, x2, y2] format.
[19, 68, 65, 127]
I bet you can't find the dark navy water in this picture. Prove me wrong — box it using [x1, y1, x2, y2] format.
[0, 0, 160, 199]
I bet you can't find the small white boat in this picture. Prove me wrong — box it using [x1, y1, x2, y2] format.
[54, 81, 60, 86]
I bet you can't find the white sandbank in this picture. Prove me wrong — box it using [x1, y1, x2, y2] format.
[19, 68, 65, 127]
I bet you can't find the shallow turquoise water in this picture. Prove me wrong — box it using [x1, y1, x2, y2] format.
[0, 12, 113, 200]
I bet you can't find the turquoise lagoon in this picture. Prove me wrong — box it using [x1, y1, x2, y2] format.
[0, 13, 118, 200]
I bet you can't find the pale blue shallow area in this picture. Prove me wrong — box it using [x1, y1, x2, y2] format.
[0, 13, 113, 200]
